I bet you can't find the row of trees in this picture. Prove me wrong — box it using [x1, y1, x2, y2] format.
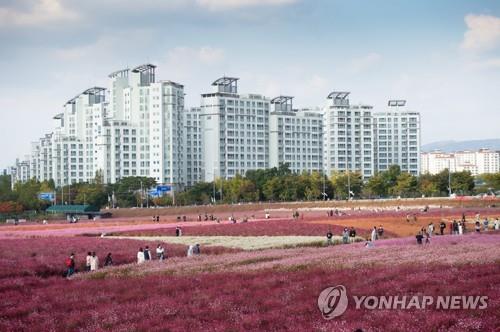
[1, 164, 498, 212]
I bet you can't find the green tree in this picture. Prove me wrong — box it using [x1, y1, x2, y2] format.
[363, 172, 387, 197]
[389, 172, 418, 197]
[330, 171, 363, 200]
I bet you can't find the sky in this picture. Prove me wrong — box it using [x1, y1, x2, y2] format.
[1, 0, 500, 169]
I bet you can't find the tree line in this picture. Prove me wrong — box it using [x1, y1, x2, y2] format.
[1, 164, 499, 213]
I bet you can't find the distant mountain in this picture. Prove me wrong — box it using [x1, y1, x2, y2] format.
[422, 139, 500, 152]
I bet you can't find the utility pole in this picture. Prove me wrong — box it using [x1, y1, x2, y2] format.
[448, 163, 452, 197]
[140, 180, 143, 208]
[322, 173, 326, 201]
[347, 167, 351, 201]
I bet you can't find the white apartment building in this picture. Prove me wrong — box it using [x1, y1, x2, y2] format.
[200, 77, 270, 181]
[269, 96, 323, 172]
[323, 92, 374, 179]
[184, 107, 203, 186]
[25, 64, 185, 187]
[10, 157, 30, 189]
[374, 100, 420, 175]
[422, 149, 499, 175]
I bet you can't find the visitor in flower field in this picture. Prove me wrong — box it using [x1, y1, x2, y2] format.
[416, 232, 424, 245]
[425, 232, 430, 244]
[104, 253, 113, 267]
[326, 229, 333, 246]
[483, 218, 489, 231]
[90, 252, 99, 271]
[475, 221, 481, 233]
[193, 243, 201, 255]
[65, 253, 75, 277]
[427, 223, 434, 237]
[452, 220, 459, 235]
[377, 225, 384, 238]
[187, 245, 194, 257]
[458, 221, 464, 235]
[494, 218, 500, 230]
[439, 221, 446, 235]
[175, 226, 182, 237]
[137, 248, 145, 264]
[144, 246, 152, 261]
[85, 252, 92, 271]
[349, 227, 356, 242]
[364, 238, 374, 248]
[342, 228, 349, 244]
[156, 244, 165, 260]
[371, 227, 377, 241]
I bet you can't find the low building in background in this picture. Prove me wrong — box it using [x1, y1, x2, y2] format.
[421, 149, 500, 175]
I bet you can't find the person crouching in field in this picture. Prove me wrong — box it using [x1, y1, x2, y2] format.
[416, 232, 424, 245]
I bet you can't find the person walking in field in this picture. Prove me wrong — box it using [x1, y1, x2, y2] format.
[377, 225, 384, 238]
[483, 218, 489, 231]
[427, 223, 434, 238]
[349, 227, 357, 243]
[65, 253, 76, 278]
[104, 253, 113, 267]
[458, 221, 463, 235]
[90, 252, 99, 271]
[326, 229, 333, 246]
[85, 252, 92, 272]
[371, 226, 377, 242]
[137, 248, 145, 264]
[193, 244, 201, 256]
[144, 246, 152, 261]
[475, 221, 481, 233]
[187, 245, 194, 257]
[494, 218, 499, 230]
[156, 244, 165, 261]
[342, 228, 349, 244]
[439, 221, 446, 235]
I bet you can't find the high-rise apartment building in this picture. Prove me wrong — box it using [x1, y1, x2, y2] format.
[200, 77, 270, 181]
[323, 92, 374, 178]
[25, 64, 185, 187]
[269, 96, 323, 172]
[374, 100, 420, 175]
[184, 107, 203, 186]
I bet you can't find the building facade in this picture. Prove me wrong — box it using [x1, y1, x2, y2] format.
[269, 96, 323, 173]
[421, 149, 500, 175]
[200, 77, 270, 181]
[323, 92, 374, 179]
[373, 100, 420, 175]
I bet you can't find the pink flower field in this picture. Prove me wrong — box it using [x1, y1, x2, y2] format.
[0, 237, 239, 279]
[0, 212, 498, 331]
[111, 219, 380, 238]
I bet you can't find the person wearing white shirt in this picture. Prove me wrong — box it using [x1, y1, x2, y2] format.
[156, 244, 165, 261]
[137, 248, 145, 264]
[371, 227, 377, 242]
[85, 252, 92, 271]
[90, 252, 99, 271]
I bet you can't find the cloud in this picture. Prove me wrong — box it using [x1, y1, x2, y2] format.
[0, 0, 79, 27]
[166, 46, 226, 66]
[349, 52, 382, 73]
[196, 0, 297, 11]
[461, 14, 500, 52]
